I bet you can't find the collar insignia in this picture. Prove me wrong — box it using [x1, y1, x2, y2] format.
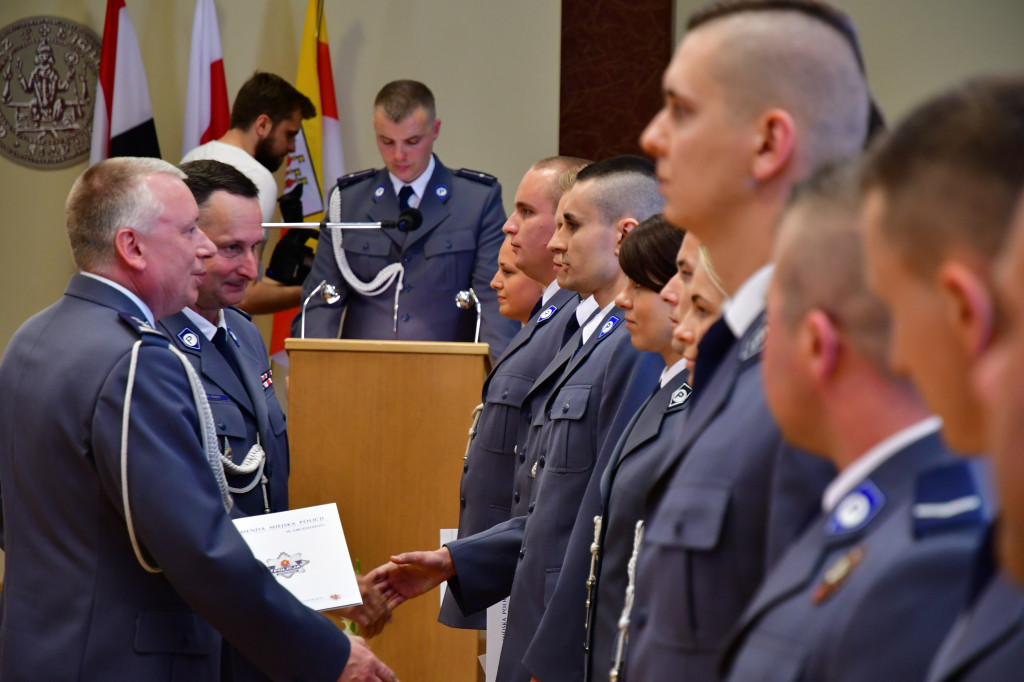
[177, 328, 201, 350]
[598, 316, 619, 339]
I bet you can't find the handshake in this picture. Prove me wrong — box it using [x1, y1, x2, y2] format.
[330, 549, 454, 682]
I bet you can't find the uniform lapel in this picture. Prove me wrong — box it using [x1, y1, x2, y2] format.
[163, 312, 255, 417]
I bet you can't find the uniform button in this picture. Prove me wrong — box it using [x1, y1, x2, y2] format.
[514, 491, 521, 503]
[460, 496, 466, 508]
[528, 502, 535, 513]
[362, 243, 369, 251]
[526, 411, 532, 421]
[403, 284, 413, 293]
[675, 520, 685, 535]
[519, 452, 526, 463]
[519, 548, 526, 559]
[445, 240, 453, 249]
[217, 421, 226, 431]
[401, 313, 411, 322]
[562, 402, 570, 413]
[463, 463, 469, 473]
[539, 456, 546, 468]
[403, 255, 412, 263]
[636, 611, 647, 628]
[502, 389, 509, 398]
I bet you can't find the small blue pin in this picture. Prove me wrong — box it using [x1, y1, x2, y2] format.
[537, 305, 557, 323]
[598, 316, 619, 339]
[374, 185, 386, 199]
[227, 328, 241, 347]
[828, 480, 885, 535]
[435, 185, 449, 199]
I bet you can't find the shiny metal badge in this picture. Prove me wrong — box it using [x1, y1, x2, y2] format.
[0, 16, 100, 168]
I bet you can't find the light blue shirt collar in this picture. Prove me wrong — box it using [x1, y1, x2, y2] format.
[388, 155, 436, 209]
[722, 264, 773, 338]
[80, 272, 155, 326]
[182, 306, 226, 342]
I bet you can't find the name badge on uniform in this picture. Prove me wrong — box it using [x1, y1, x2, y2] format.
[598, 316, 619, 339]
[827, 480, 885, 535]
[178, 327, 201, 350]
[537, 305, 557, 323]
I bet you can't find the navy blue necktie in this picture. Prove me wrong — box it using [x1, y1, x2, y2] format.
[691, 317, 736, 396]
[398, 185, 414, 210]
[212, 328, 244, 385]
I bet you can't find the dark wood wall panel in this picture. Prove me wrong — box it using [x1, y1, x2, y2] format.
[559, 0, 674, 160]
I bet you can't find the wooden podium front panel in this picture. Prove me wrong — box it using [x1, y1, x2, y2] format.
[287, 340, 488, 682]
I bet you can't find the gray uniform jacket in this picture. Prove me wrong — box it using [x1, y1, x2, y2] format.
[295, 157, 519, 361]
[720, 435, 990, 682]
[926, 571, 1024, 682]
[525, 370, 693, 682]
[627, 315, 835, 682]
[498, 309, 665, 682]
[441, 309, 662, 673]
[159, 308, 289, 517]
[440, 286, 580, 629]
[0, 275, 348, 681]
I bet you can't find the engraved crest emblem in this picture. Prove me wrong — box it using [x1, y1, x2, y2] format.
[0, 16, 100, 168]
[266, 551, 310, 579]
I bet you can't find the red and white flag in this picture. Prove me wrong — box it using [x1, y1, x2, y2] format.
[181, 0, 229, 158]
[270, 0, 345, 361]
[90, 0, 161, 164]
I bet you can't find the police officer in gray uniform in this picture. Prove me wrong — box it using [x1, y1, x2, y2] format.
[161, 160, 288, 519]
[628, 4, 871, 679]
[440, 157, 588, 629]
[720, 164, 991, 682]
[856, 77, 1024, 682]
[367, 157, 665, 682]
[296, 80, 518, 361]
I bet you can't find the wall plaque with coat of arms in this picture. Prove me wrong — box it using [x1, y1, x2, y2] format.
[0, 16, 100, 169]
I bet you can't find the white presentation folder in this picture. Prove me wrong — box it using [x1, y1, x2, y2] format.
[233, 502, 362, 611]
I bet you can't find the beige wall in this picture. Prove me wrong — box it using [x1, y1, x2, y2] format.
[0, 0, 561, 353]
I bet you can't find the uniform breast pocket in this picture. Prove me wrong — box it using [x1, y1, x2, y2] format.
[477, 373, 533, 453]
[643, 482, 731, 648]
[207, 396, 246, 440]
[423, 229, 476, 287]
[546, 384, 592, 472]
[343, 229, 394, 279]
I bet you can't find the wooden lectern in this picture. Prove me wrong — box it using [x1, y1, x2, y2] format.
[286, 338, 490, 682]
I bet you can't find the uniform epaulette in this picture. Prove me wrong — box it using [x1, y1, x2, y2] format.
[455, 168, 498, 185]
[912, 460, 989, 538]
[117, 311, 166, 341]
[226, 306, 252, 322]
[336, 168, 376, 189]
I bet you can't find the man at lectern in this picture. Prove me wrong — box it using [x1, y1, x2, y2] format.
[294, 79, 519, 362]
[0, 157, 395, 682]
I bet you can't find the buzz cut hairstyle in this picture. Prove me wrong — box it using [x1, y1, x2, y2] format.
[860, 75, 1024, 278]
[229, 71, 316, 130]
[531, 155, 592, 206]
[66, 157, 186, 271]
[374, 80, 436, 123]
[575, 155, 665, 227]
[687, 0, 884, 142]
[775, 161, 892, 372]
[179, 159, 259, 208]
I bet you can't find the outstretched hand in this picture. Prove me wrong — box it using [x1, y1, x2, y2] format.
[332, 574, 392, 638]
[338, 632, 397, 682]
[366, 547, 456, 608]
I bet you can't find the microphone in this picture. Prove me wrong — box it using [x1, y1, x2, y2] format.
[263, 208, 423, 232]
[300, 280, 341, 339]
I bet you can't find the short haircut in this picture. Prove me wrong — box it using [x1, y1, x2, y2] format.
[619, 214, 684, 292]
[861, 75, 1024, 277]
[531, 155, 592, 207]
[230, 71, 316, 130]
[66, 157, 186, 271]
[688, 0, 884, 141]
[685, 1, 870, 171]
[574, 155, 664, 225]
[374, 80, 436, 122]
[180, 159, 259, 208]
[775, 162, 891, 371]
